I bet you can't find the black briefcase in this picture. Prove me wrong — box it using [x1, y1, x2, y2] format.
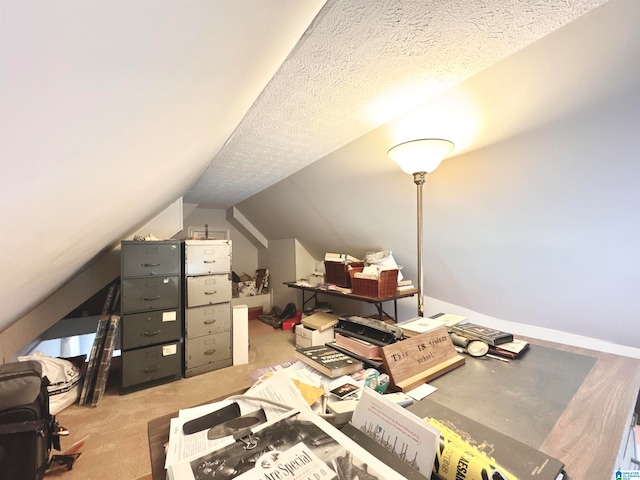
[0, 360, 63, 480]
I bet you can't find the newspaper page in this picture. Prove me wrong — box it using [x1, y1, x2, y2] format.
[166, 372, 311, 469]
[168, 408, 408, 480]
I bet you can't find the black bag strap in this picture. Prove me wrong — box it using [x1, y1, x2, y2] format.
[49, 416, 63, 451]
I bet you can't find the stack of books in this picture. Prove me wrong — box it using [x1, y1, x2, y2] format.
[397, 279, 415, 292]
[451, 322, 514, 345]
[487, 338, 530, 359]
[294, 344, 364, 378]
[450, 322, 529, 360]
[398, 314, 530, 360]
[398, 313, 467, 337]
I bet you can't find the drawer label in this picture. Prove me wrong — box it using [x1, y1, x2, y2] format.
[163, 311, 177, 322]
[163, 344, 177, 356]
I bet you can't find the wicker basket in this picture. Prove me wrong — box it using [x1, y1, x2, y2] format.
[324, 261, 364, 287]
[350, 269, 398, 298]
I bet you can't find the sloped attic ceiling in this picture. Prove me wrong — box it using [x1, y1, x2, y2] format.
[0, 0, 327, 333]
[185, 0, 610, 208]
[0, 0, 610, 338]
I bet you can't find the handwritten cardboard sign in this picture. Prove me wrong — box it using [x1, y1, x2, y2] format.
[381, 326, 465, 392]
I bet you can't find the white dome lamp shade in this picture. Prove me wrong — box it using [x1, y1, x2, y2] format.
[387, 138, 455, 317]
[387, 138, 455, 175]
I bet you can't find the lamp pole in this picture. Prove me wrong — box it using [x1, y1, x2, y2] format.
[414, 172, 426, 317]
[387, 138, 454, 319]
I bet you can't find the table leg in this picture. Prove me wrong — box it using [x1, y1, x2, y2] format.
[300, 290, 317, 312]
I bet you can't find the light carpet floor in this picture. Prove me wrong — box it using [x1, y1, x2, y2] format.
[48, 321, 296, 480]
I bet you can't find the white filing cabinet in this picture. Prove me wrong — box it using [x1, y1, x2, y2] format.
[183, 240, 233, 377]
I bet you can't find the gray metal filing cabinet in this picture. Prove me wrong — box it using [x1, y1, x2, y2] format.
[183, 239, 233, 377]
[120, 240, 183, 393]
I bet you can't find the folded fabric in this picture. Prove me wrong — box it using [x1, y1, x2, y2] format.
[18, 352, 82, 414]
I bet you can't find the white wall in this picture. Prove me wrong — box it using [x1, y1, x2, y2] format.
[294, 240, 318, 282]
[128, 198, 184, 241]
[258, 239, 297, 310]
[425, 89, 640, 348]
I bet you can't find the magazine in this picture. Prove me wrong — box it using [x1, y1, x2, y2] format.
[345, 388, 440, 479]
[167, 407, 407, 480]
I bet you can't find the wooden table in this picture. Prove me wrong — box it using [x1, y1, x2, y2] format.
[408, 336, 640, 479]
[284, 281, 417, 322]
[148, 338, 640, 480]
[147, 389, 245, 480]
[147, 410, 177, 480]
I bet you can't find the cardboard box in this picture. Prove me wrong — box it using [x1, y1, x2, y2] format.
[295, 323, 335, 348]
[301, 311, 338, 331]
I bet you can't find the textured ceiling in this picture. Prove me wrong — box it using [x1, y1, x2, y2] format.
[185, 0, 608, 208]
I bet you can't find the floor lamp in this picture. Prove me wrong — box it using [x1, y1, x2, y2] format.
[387, 139, 455, 317]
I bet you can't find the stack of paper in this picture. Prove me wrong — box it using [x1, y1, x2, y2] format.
[164, 373, 413, 480]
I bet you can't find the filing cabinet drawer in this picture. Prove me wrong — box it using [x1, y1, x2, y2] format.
[122, 241, 180, 277]
[186, 274, 231, 307]
[121, 342, 182, 390]
[121, 276, 180, 313]
[121, 309, 182, 350]
[185, 332, 231, 369]
[184, 240, 232, 275]
[185, 303, 231, 338]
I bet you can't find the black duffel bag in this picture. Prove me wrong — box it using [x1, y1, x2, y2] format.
[0, 360, 64, 480]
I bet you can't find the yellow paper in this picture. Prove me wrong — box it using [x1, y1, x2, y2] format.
[292, 379, 324, 406]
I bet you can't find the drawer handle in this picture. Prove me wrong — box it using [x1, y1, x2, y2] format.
[143, 295, 161, 301]
[141, 263, 160, 267]
[142, 330, 162, 337]
[204, 349, 217, 356]
[203, 320, 216, 325]
[203, 260, 216, 264]
[142, 365, 161, 374]
[204, 291, 217, 295]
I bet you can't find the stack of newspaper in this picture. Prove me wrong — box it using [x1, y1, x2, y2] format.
[163, 371, 439, 480]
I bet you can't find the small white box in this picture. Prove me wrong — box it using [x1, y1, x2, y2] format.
[308, 272, 325, 286]
[327, 399, 359, 426]
[295, 324, 335, 348]
[232, 305, 249, 365]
